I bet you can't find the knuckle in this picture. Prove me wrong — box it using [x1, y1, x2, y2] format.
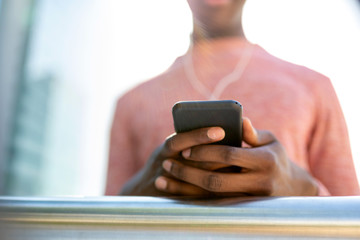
[256, 177, 273, 196]
[273, 141, 287, 159]
[203, 174, 222, 192]
[196, 128, 218, 143]
[257, 130, 277, 146]
[262, 150, 277, 169]
[222, 147, 237, 164]
[171, 163, 185, 180]
[264, 149, 276, 161]
[265, 130, 276, 140]
[164, 137, 176, 153]
[262, 180, 274, 195]
[198, 129, 211, 143]
[263, 130, 276, 142]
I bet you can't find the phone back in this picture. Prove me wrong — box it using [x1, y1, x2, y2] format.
[172, 100, 242, 147]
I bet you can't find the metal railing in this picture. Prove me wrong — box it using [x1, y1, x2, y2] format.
[1, 196, 360, 239]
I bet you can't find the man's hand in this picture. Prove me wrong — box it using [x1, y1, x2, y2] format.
[154, 118, 318, 196]
[121, 126, 227, 195]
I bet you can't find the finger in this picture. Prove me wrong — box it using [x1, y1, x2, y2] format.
[163, 159, 255, 193]
[155, 176, 210, 196]
[242, 117, 276, 147]
[182, 144, 268, 170]
[181, 158, 230, 171]
[161, 127, 225, 157]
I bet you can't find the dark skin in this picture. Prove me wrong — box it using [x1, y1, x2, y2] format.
[122, 118, 318, 196]
[187, 0, 246, 40]
[121, 0, 318, 196]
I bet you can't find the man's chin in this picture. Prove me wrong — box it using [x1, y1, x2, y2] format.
[203, 0, 232, 7]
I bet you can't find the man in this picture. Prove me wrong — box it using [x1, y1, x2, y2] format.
[106, 0, 359, 196]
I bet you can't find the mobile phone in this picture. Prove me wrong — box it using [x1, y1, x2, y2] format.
[172, 100, 242, 147]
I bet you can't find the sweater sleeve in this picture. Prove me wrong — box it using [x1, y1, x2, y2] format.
[308, 77, 359, 196]
[105, 97, 138, 195]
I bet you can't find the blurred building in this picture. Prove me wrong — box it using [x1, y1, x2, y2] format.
[0, 0, 105, 196]
[0, 0, 36, 194]
[0, 0, 82, 196]
[0, 0, 54, 195]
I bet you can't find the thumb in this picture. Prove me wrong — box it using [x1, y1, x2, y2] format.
[242, 117, 276, 147]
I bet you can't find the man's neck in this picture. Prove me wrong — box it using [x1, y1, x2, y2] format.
[191, 22, 246, 43]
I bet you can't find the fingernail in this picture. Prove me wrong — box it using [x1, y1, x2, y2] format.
[207, 127, 225, 140]
[162, 160, 172, 172]
[182, 149, 191, 158]
[155, 177, 167, 190]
